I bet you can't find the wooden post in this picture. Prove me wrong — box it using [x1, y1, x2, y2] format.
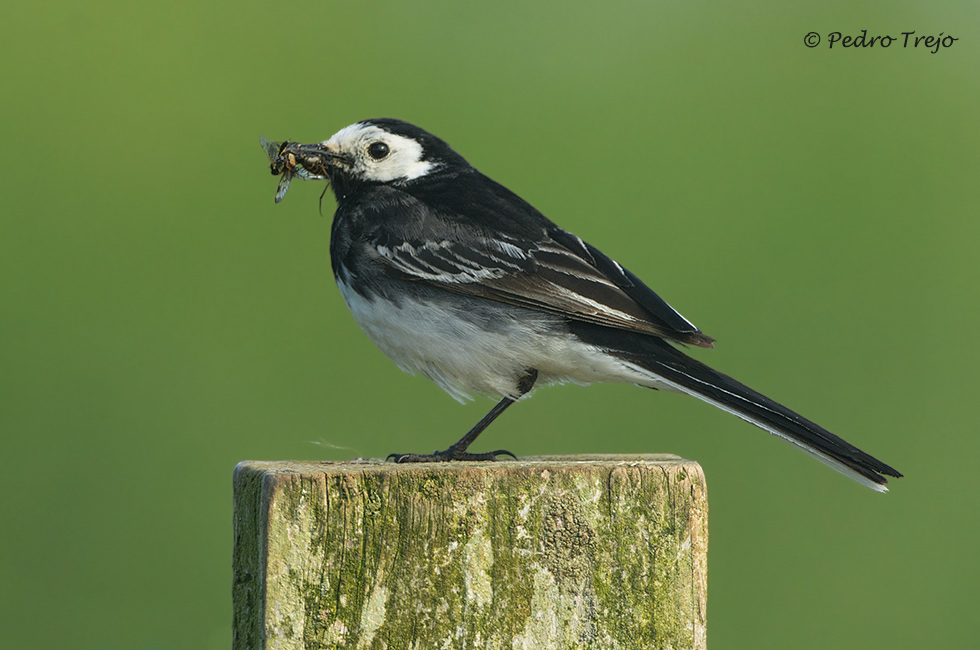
[233, 454, 708, 649]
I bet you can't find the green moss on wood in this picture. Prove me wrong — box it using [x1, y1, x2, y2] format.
[233, 455, 707, 650]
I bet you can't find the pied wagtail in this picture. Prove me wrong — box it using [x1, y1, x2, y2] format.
[260, 118, 902, 492]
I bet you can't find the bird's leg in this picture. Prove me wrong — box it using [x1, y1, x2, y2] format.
[388, 369, 538, 463]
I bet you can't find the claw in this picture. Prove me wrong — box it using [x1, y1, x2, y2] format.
[385, 448, 517, 463]
[386, 452, 442, 463]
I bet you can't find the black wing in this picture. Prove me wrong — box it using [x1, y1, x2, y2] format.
[377, 227, 714, 348]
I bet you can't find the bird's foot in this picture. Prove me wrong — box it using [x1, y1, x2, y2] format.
[387, 448, 516, 463]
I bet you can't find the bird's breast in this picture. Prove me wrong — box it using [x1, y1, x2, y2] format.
[334, 274, 651, 401]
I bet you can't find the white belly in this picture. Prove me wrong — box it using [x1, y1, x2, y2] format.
[337, 280, 659, 401]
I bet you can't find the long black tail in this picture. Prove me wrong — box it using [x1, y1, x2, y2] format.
[572, 322, 903, 491]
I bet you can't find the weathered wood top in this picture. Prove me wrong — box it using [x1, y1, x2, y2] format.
[233, 454, 708, 650]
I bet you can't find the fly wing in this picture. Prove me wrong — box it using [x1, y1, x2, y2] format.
[259, 136, 281, 163]
[274, 173, 293, 204]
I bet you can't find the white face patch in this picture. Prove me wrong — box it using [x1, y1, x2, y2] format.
[324, 123, 438, 183]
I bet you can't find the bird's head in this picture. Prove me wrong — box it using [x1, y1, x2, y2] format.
[267, 119, 471, 200]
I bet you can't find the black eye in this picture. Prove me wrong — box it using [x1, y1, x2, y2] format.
[367, 141, 390, 160]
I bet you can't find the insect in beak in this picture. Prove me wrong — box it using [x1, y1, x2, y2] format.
[259, 137, 341, 203]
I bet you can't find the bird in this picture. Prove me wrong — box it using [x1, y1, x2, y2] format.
[261, 118, 902, 492]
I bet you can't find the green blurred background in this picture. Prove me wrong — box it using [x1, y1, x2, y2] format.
[2, 1, 977, 648]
